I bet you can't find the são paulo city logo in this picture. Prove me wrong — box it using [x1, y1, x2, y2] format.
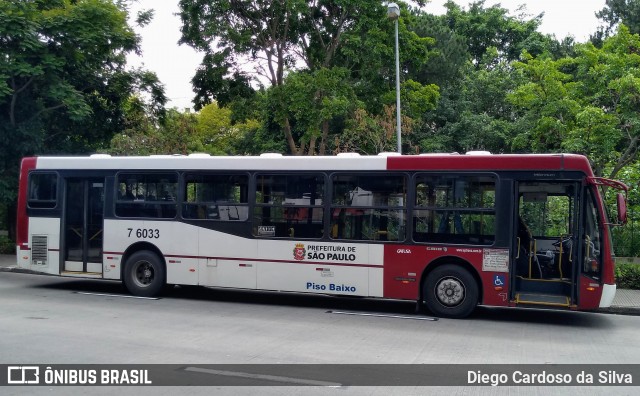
[292, 243, 357, 262]
[293, 243, 306, 261]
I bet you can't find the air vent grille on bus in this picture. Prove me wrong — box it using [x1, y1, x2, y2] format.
[31, 235, 48, 265]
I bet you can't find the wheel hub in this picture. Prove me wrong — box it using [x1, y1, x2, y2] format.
[134, 262, 154, 287]
[436, 277, 465, 307]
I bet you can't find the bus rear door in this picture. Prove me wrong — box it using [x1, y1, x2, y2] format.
[63, 178, 105, 275]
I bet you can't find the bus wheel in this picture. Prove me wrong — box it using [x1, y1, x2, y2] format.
[423, 265, 478, 319]
[123, 251, 166, 297]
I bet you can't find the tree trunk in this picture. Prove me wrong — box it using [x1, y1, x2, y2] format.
[283, 117, 299, 155]
[308, 136, 317, 156]
[319, 120, 330, 155]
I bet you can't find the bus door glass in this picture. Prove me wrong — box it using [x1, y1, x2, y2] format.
[582, 188, 603, 280]
[64, 178, 104, 273]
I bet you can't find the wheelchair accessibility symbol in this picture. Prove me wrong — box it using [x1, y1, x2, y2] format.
[494, 275, 505, 286]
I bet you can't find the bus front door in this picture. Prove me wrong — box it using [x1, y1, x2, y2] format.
[63, 178, 105, 274]
[512, 181, 579, 308]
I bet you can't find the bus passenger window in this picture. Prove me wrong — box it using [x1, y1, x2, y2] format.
[115, 173, 178, 219]
[253, 174, 324, 239]
[183, 174, 249, 221]
[28, 173, 58, 209]
[413, 175, 495, 245]
[330, 174, 406, 241]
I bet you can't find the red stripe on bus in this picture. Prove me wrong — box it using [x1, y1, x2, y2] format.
[16, 157, 37, 252]
[386, 154, 592, 173]
[102, 252, 384, 268]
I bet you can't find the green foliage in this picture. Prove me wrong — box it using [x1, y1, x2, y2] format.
[381, 80, 439, 119]
[596, 0, 640, 37]
[508, 26, 640, 179]
[340, 106, 394, 154]
[106, 100, 265, 156]
[615, 262, 640, 289]
[1, 0, 165, 236]
[106, 104, 197, 155]
[179, 1, 437, 154]
[613, 222, 640, 257]
[441, 0, 545, 66]
[195, 102, 262, 155]
[408, 12, 469, 87]
[0, 234, 12, 255]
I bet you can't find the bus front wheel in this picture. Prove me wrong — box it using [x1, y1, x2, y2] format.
[423, 265, 478, 319]
[123, 251, 166, 297]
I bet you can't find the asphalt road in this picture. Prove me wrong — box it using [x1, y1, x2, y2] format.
[2, 271, 639, 395]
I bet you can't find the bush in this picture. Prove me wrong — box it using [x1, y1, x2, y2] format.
[615, 263, 640, 290]
[0, 235, 13, 255]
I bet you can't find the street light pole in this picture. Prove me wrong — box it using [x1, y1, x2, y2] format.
[387, 3, 401, 154]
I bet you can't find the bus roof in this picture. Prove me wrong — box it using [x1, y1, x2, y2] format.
[27, 152, 594, 174]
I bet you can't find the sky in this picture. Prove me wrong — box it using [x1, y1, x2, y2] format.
[127, 1, 608, 111]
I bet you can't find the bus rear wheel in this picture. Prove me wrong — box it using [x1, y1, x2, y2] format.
[423, 265, 478, 319]
[123, 251, 166, 297]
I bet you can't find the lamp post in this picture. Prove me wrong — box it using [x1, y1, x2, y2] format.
[387, 2, 401, 154]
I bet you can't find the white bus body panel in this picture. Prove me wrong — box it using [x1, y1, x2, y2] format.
[103, 218, 386, 296]
[198, 227, 259, 289]
[599, 283, 617, 308]
[36, 155, 387, 172]
[103, 219, 200, 284]
[23, 217, 61, 275]
[202, 259, 257, 289]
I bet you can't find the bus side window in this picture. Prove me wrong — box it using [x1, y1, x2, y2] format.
[253, 174, 324, 239]
[330, 174, 406, 241]
[413, 175, 495, 245]
[28, 173, 58, 209]
[184, 174, 249, 221]
[115, 173, 177, 219]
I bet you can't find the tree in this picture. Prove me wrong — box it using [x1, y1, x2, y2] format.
[178, 0, 433, 155]
[405, 1, 558, 155]
[0, 0, 165, 237]
[509, 26, 640, 179]
[416, 51, 523, 155]
[407, 12, 469, 87]
[440, 0, 545, 67]
[596, 0, 640, 36]
[195, 102, 261, 155]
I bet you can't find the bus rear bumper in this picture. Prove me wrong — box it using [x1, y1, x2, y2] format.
[16, 247, 30, 269]
[599, 283, 617, 308]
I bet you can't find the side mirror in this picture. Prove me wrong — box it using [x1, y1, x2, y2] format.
[617, 193, 628, 225]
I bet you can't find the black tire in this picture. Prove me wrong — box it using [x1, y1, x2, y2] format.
[123, 251, 166, 297]
[423, 264, 478, 319]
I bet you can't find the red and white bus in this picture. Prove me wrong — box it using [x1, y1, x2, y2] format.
[16, 152, 627, 318]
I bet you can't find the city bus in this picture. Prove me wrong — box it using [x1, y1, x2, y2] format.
[15, 152, 628, 318]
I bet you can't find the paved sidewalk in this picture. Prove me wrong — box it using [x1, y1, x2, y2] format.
[1, 254, 639, 315]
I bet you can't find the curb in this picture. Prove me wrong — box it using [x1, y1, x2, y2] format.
[0, 266, 37, 275]
[598, 306, 640, 316]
